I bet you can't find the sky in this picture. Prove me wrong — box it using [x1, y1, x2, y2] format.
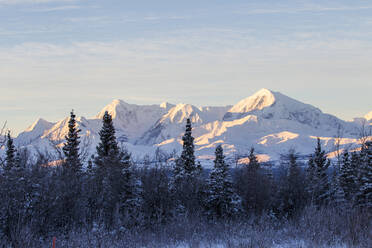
[0, 0, 371, 135]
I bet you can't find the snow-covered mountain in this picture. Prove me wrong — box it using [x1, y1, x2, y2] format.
[364, 111, 372, 122]
[350, 111, 372, 126]
[14, 89, 370, 166]
[17, 118, 55, 146]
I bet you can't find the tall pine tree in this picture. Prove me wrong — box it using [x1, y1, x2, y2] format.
[95, 111, 119, 166]
[307, 138, 331, 206]
[338, 151, 358, 202]
[356, 141, 372, 208]
[277, 149, 306, 216]
[174, 118, 200, 181]
[172, 118, 204, 215]
[235, 147, 271, 213]
[207, 145, 240, 218]
[93, 111, 121, 227]
[248, 147, 260, 171]
[62, 110, 82, 173]
[93, 111, 142, 228]
[5, 131, 16, 172]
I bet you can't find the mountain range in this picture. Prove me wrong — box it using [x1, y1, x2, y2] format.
[12, 89, 372, 166]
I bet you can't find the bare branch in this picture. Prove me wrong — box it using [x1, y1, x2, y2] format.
[333, 124, 344, 171]
[357, 119, 372, 149]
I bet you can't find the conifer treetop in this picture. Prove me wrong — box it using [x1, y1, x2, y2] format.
[63, 110, 82, 172]
[97, 111, 119, 158]
[5, 131, 16, 171]
[180, 118, 196, 175]
[248, 147, 259, 170]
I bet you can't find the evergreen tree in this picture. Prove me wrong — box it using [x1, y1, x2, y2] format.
[93, 111, 142, 227]
[307, 138, 331, 206]
[0, 132, 28, 239]
[180, 118, 196, 174]
[172, 119, 204, 215]
[338, 151, 358, 202]
[235, 147, 271, 213]
[248, 147, 260, 171]
[207, 145, 240, 218]
[306, 155, 316, 201]
[62, 110, 82, 173]
[331, 167, 346, 207]
[118, 149, 143, 227]
[356, 141, 372, 208]
[173, 118, 200, 181]
[4, 131, 16, 172]
[93, 111, 121, 226]
[95, 111, 119, 166]
[278, 149, 306, 215]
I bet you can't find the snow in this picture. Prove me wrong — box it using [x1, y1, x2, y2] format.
[173, 240, 349, 248]
[95, 99, 172, 142]
[16, 118, 54, 145]
[364, 111, 372, 121]
[15, 89, 369, 166]
[228, 88, 276, 114]
[258, 131, 299, 146]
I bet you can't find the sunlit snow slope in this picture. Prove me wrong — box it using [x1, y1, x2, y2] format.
[14, 89, 371, 165]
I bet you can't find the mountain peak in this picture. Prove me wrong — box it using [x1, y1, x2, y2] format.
[160, 101, 173, 110]
[256, 88, 274, 95]
[25, 118, 53, 132]
[364, 111, 372, 121]
[228, 88, 276, 114]
[111, 98, 126, 105]
[162, 103, 202, 123]
[17, 118, 54, 145]
[96, 99, 131, 119]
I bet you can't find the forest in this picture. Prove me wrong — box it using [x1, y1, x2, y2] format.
[0, 111, 371, 247]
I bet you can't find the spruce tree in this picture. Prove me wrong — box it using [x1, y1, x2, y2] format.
[338, 151, 358, 202]
[180, 118, 196, 175]
[172, 118, 204, 215]
[174, 118, 199, 181]
[93, 111, 121, 226]
[5, 131, 16, 172]
[331, 167, 346, 207]
[94, 111, 142, 227]
[248, 147, 260, 171]
[62, 110, 82, 173]
[306, 155, 316, 199]
[207, 145, 240, 218]
[94, 111, 120, 170]
[277, 149, 306, 216]
[287, 150, 306, 211]
[356, 141, 372, 208]
[307, 138, 331, 206]
[235, 147, 271, 213]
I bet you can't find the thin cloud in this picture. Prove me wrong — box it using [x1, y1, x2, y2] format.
[237, 5, 372, 15]
[64, 16, 109, 23]
[0, 0, 76, 4]
[0, 28, 54, 36]
[25, 4, 80, 12]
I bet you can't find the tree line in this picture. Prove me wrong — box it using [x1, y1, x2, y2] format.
[0, 111, 371, 245]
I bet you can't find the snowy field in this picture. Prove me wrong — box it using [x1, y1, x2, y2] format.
[9, 207, 370, 248]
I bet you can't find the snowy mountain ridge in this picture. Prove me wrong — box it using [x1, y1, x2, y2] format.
[364, 111, 372, 121]
[13, 89, 371, 166]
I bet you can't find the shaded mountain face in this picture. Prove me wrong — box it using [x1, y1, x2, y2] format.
[15, 89, 369, 164]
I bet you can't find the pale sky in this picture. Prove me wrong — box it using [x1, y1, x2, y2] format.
[0, 0, 371, 134]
